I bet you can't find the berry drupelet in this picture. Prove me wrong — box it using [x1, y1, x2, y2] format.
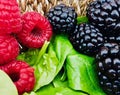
[104, 35, 120, 45]
[96, 43, 120, 95]
[87, 0, 120, 37]
[69, 23, 104, 56]
[47, 3, 77, 34]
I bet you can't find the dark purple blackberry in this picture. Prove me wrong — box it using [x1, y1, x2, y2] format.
[104, 36, 120, 45]
[87, 0, 120, 36]
[69, 23, 104, 56]
[96, 43, 120, 95]
[46, 3, 77, 34]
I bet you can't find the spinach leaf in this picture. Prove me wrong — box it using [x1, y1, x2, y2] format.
[36, 83, 87, 95]
[77, 16, 88, 24]
[33, 42, 59, 91]
[53, 34, 76, 73]
[36, 74, 88, 95]
[19, 34, 107, 95]
[66, 54, 106, 95]
[23, 92, 37, 95]
[17, 41, 49, 66]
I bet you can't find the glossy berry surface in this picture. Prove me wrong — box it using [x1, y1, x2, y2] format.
[69, 23, 104, 56]
[96, 43, 120, 95]
[87, 0, 120, 36]
[47, 3, 77, 34]
[104, 36, 120, 45]
[0, 60, 35, 95]
[17, 11, 52, 48]
[0, 35, 19, 65]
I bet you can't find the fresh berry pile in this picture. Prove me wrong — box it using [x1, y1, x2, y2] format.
[0, 0, 52, 95]
[1, 0, 120, 95]
[86, 0, 120, 95]
[47, 0, 120, 95]
[96, 43, 120, 95]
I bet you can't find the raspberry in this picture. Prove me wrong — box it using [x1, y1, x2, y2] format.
[0, 34, 19, 65]
[17, 11, 52, 48]
[0, 0, 22, 34]
[0, 60, 35, 95]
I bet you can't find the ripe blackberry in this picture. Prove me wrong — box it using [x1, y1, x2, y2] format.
[104, 36, 120, 45]
[96, 43, 120, 95]
[69, 23, 104, 56]
[47, 3, 77, 34]
[87, 0, 120, 36]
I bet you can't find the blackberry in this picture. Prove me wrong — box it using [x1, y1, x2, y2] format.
[87, 0, 120, 36]
[104, 36, 120, 45]
[46, 3, 77, 34]
[96, 43, 120, 95]
[69, 23, 104, 56]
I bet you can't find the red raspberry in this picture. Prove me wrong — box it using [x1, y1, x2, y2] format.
[17, 11, 52, 48]
[0, 0, 22, 34]
[0, 60, 35, 95]
[0, 34, 19, 65]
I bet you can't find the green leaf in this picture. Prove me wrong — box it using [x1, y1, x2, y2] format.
[77, 16, 88, 24]
[36, 83, 87, 95]
[17, 41, 49, 66]
[23, 92, 37, 95]
[53, 34, 77, 74]
[53, 71, 68, 88]
[33, 43, 59, 91]
[66, 54, 106, 95]
[33, 35, 75, 91]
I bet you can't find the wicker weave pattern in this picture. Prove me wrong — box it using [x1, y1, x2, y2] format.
[17, 0, 94, 16]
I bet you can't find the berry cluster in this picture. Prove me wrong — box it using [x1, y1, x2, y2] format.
[1, 0, 119, 95]
[0, 0, 52, 95]
[86, 0, 120, 95]
[96, 43, 120, 95]
[47, 3, 105, 57]
[47, 1, 120, 95]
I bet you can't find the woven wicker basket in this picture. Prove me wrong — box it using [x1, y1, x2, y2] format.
[17, 0, 95, 16]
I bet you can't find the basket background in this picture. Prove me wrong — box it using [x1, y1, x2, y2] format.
[17, 0, 94, 16]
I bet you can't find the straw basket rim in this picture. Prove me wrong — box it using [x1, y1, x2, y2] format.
[17, 0, 95, 16]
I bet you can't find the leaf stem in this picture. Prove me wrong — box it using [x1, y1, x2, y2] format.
[35, 41, 50, 65]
